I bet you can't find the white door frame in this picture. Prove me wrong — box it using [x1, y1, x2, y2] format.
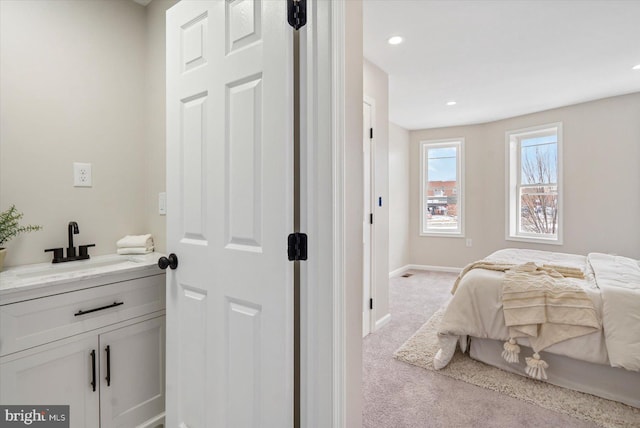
[300, 1, 357, 427]
[299, 1, 345, 426]
[362, 96, 376, 337]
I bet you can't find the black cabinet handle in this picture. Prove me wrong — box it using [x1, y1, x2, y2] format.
[158, 253, 178, 270]
[75, 301, 124, 317]
[90, 349, 96, 392]
[105, 345, 111, 386]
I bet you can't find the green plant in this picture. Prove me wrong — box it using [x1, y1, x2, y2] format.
[0, 205, 42, 248]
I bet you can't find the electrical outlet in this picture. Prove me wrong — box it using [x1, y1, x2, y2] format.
[466, 238, 472, 247]
[73, 162, 92, 187]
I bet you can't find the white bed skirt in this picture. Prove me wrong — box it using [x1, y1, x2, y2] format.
[468, 337, 640, 408]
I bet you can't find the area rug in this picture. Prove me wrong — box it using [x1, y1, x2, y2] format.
[394, 307, 640, 428]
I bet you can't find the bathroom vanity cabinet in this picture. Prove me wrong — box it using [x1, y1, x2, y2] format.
[0, 256, 166, 428]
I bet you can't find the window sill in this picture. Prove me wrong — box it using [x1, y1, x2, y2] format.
[420, 232, 464, 238]
[506, 235, 563, 246]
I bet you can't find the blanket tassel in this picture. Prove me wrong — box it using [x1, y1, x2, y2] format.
[501, 338, 520, 363]
[525, 353, 549, 380]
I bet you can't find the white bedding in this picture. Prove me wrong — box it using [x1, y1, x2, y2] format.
[436, 248, 640, 372]
[590, 253, 640, 371]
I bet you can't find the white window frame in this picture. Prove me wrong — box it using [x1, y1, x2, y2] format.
[506, 122, 563, 245]
[420, 138, 465, 237]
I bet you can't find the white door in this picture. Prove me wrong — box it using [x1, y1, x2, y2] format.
[362, 100, 373, 337]
[99, 317, 165, 428]
[166, 1, 294, 427]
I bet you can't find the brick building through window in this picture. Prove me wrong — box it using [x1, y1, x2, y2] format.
[426, 180, 458, 217]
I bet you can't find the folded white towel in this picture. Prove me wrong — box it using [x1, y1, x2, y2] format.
[117, 246, 154, 255]
[117, 234, 153, 249]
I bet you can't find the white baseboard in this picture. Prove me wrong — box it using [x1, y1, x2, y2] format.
[136, 412, 164, 428]
[389, 264, 462, 278]
[406, 264, 462, 274]
[375, 313, 391, 331]
[389, 265, 410, 278]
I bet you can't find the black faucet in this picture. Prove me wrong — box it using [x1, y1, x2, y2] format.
[67, 221, 79, 258]
[45, 221, 95, 263]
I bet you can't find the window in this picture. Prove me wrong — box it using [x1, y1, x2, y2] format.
[506, 123, 562, 244]
[420, 139, 464, 236]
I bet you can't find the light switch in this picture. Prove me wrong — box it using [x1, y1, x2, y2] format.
[159, 192, 167, 215]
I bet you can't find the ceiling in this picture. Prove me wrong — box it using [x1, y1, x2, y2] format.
[364, 0, 640, 130]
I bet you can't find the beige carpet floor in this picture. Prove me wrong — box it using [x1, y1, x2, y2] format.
[394, 306, 640, 428]
[363, 270, 605, 427]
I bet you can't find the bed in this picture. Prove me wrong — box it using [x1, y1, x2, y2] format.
[435, 248, 640, 408]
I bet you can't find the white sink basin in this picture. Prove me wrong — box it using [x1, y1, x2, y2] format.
[0, 253, 162, 299]
[15, 258, 138, 279]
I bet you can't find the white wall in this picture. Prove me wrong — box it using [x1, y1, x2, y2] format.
[388, 122, 410, 272]
[0, 0, 174, 266]
[363, 59, 390, 324]
[144, 0, 178, 255]
[409, 92, 640, 268]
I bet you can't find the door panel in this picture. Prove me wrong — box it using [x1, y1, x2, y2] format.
[226, 298, 262, 427]
[226, 75, 263, 251]
[226, 0, 261, 53]
[167, 1, 293, 427]
[178, 283, 207, 428]
[181, 92, 208, 244]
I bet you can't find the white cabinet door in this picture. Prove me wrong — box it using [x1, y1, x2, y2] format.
[99, 317, 165, 428]
[166, 1, 294, 427]
[0, 336, 100, 428]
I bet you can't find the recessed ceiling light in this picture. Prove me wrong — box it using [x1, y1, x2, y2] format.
[388, 36, 403, 45]
[446, 101, 457, 106]
[633, 64, 640, 70]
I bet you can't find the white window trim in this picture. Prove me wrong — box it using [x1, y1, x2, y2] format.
[420, 138, 465, 237]
[505, 122, 563, 245]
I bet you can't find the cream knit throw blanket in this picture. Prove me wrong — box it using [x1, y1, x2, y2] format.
[501, 263, 600, 379]
[503, 263, 600, 351]
[451, 260, 585, 294]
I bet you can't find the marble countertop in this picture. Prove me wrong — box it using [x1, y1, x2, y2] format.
[0, 253, 165, 300]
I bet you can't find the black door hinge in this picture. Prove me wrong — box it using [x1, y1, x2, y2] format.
[370, 128, 373, 139]
[288, 233, 308, 261]
[369, 213, 373, 225]
[369, 298, 373, 310]
[288, 0, 307, 30]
